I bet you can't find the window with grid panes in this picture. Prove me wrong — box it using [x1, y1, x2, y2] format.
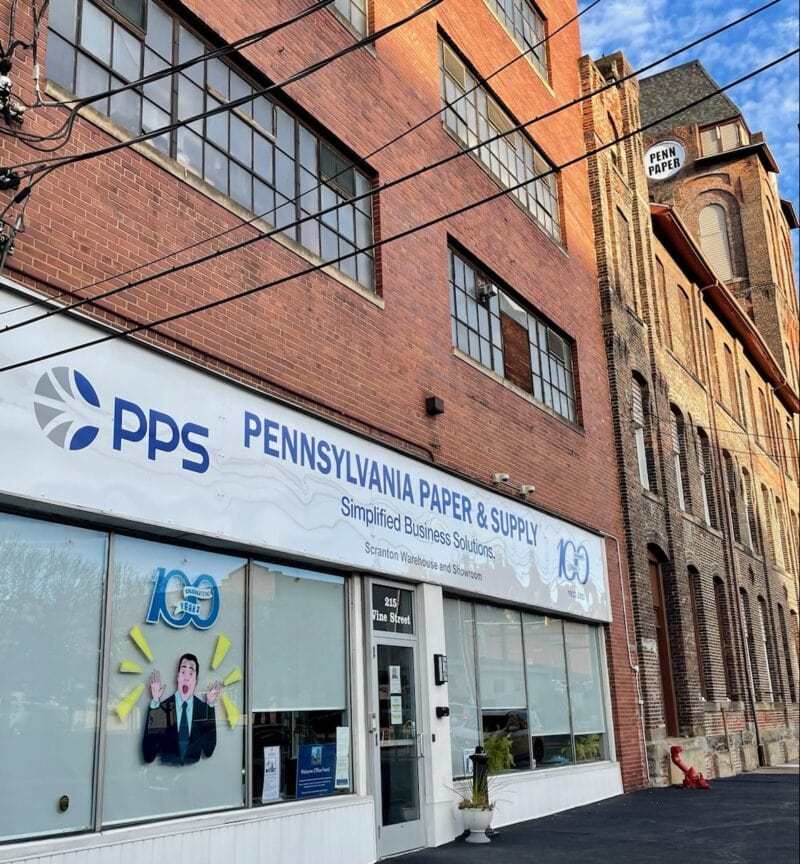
[483, 1, 548, 79]
[333, 0, 368, 35]
[46, 0, 375, 291]
[439, 41, 561, 242]
[449, 247, 577, 422]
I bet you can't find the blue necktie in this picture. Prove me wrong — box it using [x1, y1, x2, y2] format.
[179, 701, 189, 762]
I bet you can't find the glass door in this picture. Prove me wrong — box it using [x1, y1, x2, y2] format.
[369, 583, 424, 857]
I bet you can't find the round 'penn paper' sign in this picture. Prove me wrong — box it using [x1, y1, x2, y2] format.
[644, 140, 686, 180]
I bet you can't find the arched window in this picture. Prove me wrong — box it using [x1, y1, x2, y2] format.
[740, 468, 759, 554]
[760, 484, 776, 565]
[713, 576, 735, 698]
[696, 428, 716, 527]
[608, 113, 625, 177]
[688, 568, 709, 699]
[632, 375, 655, 490]
[739, 587, 760, 696]
[670, 407, 691, 511]
[757, 596, 776, 701]
[722, 451, 741, 543]
[699, 204, 734, 281]
[777, 604, 797, 703]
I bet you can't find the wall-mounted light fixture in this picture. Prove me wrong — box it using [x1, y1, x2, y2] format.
[425, 395, 445, 416]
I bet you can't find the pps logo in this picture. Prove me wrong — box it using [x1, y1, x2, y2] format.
[33, 366, 101, 451]
[146, 566, 220, 630]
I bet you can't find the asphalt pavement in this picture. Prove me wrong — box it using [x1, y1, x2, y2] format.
[398, 766, 799, 863]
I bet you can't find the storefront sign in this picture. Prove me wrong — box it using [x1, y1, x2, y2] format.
[296, 744, 336, 799]
[371, 585, 414, 634]
[644, 139, 685, 180]
[0, 284, 611, 622]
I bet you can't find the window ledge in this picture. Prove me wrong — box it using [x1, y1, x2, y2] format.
[641, 488, 663, 505]
[44, 80, 384, 311]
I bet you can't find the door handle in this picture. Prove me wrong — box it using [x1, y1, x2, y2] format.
[416, 732, 424, 758]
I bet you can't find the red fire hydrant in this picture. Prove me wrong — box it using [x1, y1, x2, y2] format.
[670, 745, 711, 789]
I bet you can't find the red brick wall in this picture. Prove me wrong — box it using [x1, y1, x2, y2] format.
[0, 0, 646, 789]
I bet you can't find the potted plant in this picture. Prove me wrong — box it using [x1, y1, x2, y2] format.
[457, 732, 513, 844]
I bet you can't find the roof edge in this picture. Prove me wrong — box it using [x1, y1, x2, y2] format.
[650, 203, 800, 414]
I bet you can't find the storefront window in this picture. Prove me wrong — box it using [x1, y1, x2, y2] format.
[523, 614, 572, 767]
[102, 537, 246, 824]
[476, 605, 530, 769]
[565, 622, 607, 762]
[443, 598, 609, 777]
[443, 598, 480, 777]
[0, 513, 107, 840]
[251, 562, 349, 803]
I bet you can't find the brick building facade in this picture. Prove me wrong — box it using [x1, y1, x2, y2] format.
[580, 51, 799, 786]
[0, 2, 646, 861]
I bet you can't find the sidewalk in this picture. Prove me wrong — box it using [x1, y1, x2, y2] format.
[398, 767, 800, 864]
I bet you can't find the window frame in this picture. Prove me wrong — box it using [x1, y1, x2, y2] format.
[483, 0, 549, 80]
[443, 596, 610, 778]
[46, 0, 376, 291]
[439, 38, 562, 243]
[0, 508, 354, 841]
[448, 245, 579, 424]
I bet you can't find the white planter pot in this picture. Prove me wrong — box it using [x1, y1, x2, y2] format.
[461, 806, 494, 844]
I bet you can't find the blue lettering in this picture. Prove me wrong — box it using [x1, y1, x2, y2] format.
[113, 397, 147, 450]
[300, 432, 315, 470]
[317, 439, 332, 474]
[147, 409, 180, 461]
[282, 424, 298, 463]
[263, 419, 280, 457]
[243, 411, 261, 448]
[181, 422, 210, 473]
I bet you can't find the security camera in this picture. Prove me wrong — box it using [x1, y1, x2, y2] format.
[492, 472, 510, 484]
[477, 282, 498, 304]
[519, 484, 536, 496]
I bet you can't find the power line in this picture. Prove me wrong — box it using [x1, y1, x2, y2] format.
[5, 0, 442, 176]
[1, 0, 336, 148]
[1, 0, 781, 334]
[0, 0, 605, 317]
[2, 48, 795, 375]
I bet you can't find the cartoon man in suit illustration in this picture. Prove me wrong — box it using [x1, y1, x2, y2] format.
[142, 653, 221, 766]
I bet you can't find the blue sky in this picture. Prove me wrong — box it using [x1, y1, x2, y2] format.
[578, 0, 799, 274]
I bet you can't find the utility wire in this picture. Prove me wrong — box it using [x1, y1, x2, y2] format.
[0, 0, 605, 316]
[0, 0, 441, 228]
[2, 0, 335, 145]
[2, 48, 795, 374]
[6, 0, 442, 173]
[0, 0, 782, 334]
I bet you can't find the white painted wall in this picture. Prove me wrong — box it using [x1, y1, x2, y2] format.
[0, 797, 376, 864]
